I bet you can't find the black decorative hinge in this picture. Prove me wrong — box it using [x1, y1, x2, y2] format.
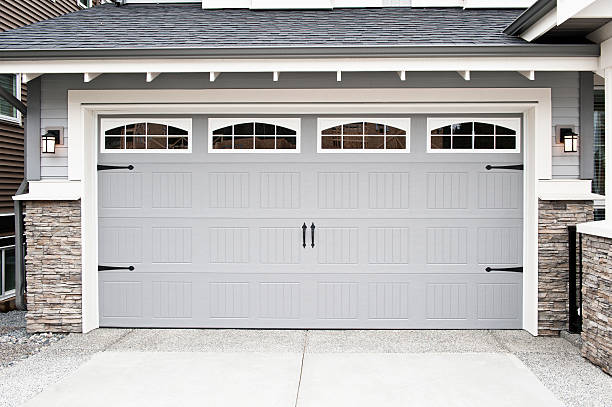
[98, 265, 135, 271]
[302, 223, 307, 248]
[310, 223, 316, 248]
[485, 164, 524, 171]
[485, 266, 523, 273]
[97, 165, 134, 171]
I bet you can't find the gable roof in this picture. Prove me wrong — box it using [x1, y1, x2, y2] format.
[0, 3, 599, 58]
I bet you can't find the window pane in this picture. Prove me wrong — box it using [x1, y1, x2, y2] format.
[452, 136, 472, 149]
[213, 125, 233, 136]
[168, 137, 188, 149]
[452, 122, 473, 135]
[234, 122, 254, 135]
[212, 136, 232, 149]
[496, 125, 516, 135]
[255, 123, 276, 135]
[386, 126, 407, 136]
[276, 126, 296, 136]
[364, 123, 385, 135]
[276, 136, 297, 149]
[255, 136, 275, 149]
[234, 136, 254, 149]
[321, 136, 341, 149]
[364, 136, 384, 149]
[343, 122, 363, 135]
[343, 136, 363, 149]
[431, 125, 451, 135]
[126, 123, 147, 135]
[105, 126, 125, 136]
[474, 136, 494, 149]
[430, 135, 450, 149]
[105, 137, 124, 149]
[386, 136, 406, 149]
[126, 136, 146, 149]
[496, 136, 516, 149]
[147, 136, 167, 149]
[147, 123, 167, 135]
[168, 126, 188, 136]
[474, 122, 494, 135]
[0, 74, 17, 118]
[321, 125, 341, 135]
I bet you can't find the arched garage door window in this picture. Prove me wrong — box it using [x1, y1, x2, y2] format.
[317, 118, 410, 153]
[427, 118, 521, 153]
[209, 118, 300, 153]
[101, 118, 192, 153]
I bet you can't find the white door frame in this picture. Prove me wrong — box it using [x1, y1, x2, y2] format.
[67, 88, 552, 334]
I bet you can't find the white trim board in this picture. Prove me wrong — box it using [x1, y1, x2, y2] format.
[62, 87, 552, 335]
[0, 56, 599, 76]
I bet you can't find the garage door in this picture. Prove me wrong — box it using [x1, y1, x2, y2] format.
[98, 116, 523, 329]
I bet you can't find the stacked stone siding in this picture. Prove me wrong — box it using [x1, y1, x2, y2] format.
[538, 200, 593, 336]
[24, 200, 82, 333]
[581, 234, 612, 375]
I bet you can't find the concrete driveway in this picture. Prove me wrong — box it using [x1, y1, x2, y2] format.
[1, 330, 610, 407]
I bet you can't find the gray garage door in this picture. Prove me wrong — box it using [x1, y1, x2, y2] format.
[98, 116, 523, 329]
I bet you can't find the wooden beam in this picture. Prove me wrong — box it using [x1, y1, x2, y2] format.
[519, 70, 536, 80]
[209, 72, 220, 82]
[22, 73, 42, 83]
[146, 72, 161, 82]
[336, 70, 342, 82]
[458, 70, 471, 81]
[83, 73, 101, 83]
[273, 71, 279, 82]
[397, 70, 406, 81]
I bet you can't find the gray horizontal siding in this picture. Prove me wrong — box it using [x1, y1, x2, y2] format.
[38, 71, 581, 180]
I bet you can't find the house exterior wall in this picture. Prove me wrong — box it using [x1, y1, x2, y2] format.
[0, 1, 85, 31]
[36, 71, 580, 180]
[24, 200, 82, 333]
[538, 200, 594, 336]
[580, 234, 612, 375]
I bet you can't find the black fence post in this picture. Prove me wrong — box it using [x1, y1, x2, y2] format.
[568, 225, 581, 333]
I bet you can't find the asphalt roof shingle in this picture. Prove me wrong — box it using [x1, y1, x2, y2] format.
[0, 3, 529, 51]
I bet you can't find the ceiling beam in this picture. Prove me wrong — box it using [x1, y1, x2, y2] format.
[209, 72, 220, 82]
[336, 70, 342, 82]
[519, 70, 536, 80]
[458, 70, 471, 81]
[273, 71, 279, 82]
[397, 70, 406, 81]
[83, 73, 101, 83]
[146, 72, 160, 82]
[22, 73, 42, 83]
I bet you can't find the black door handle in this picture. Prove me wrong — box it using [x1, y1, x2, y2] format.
[302, 223, 307, 248]
[310, 223, 315, 248]
[485, 164, 523, 171]
[98, 265, 135, 271]
[97, 165, 134, 171]
[485, 266, 523, 273]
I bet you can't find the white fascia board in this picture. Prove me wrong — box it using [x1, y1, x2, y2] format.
[572, 0, 612, 19]
[601, 38, 612, 69]
[557, 0, 597, 25]
[520, 9, 558, 42]
[464, 0, 536, 8]
[2, 56, 599, 75]
[411, 0, 462, 6]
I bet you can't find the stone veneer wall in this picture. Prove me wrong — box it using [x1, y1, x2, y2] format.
[24, 200, 82, 333]
[581, 234, 612, 375]
[538, 200, 593, 336]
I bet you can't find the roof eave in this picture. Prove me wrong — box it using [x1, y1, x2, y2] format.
[504, 0, 557, 36]
[0, 43, 600, 60]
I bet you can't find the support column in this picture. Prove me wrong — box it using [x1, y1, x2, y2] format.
[606, 67, 612, 217]
[605, 68, 612, 216]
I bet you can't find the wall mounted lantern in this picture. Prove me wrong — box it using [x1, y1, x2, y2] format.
[563, 132, 579, 153]
[41, 131, 56, 154]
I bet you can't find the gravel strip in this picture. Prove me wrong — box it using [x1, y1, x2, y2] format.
[0, 312, 66, 368]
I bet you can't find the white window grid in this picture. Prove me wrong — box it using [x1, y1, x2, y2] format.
[426, 118, 521, 154]
[317, 118, 411, 153]
[100, 117, 192, 153]
[208, 118, 301, 153]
